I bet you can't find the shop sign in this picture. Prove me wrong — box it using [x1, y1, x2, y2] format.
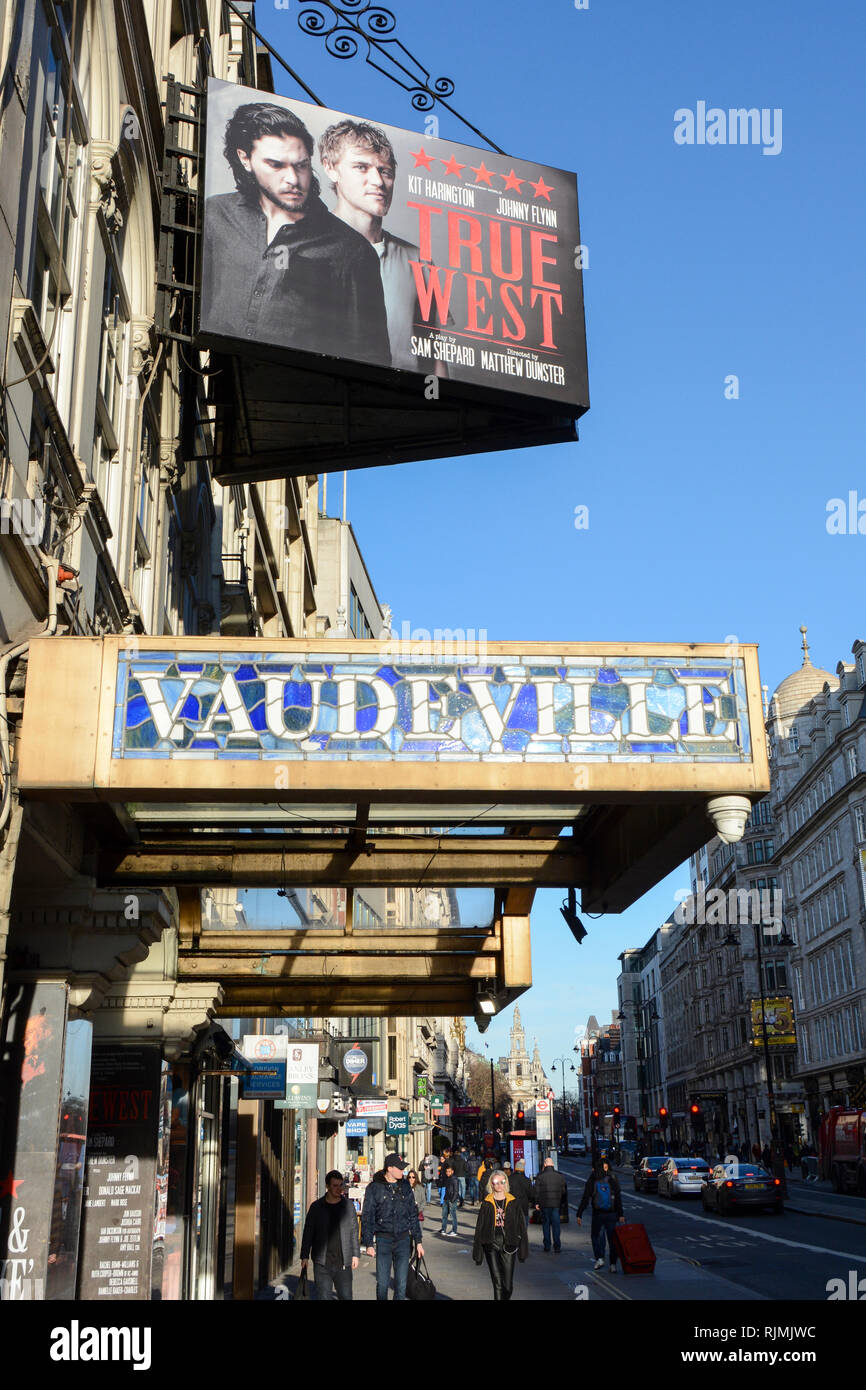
[750, 997, 796, 1049]
[386, 1112, 410, 1135]
[241, 1034, 287, 1061]
[241, 1062, 287, 1098]
[346, 1118, 369, 1137]
[453, 1105, 481, 1115]
[416, 1076, 429, 1099]
[429, 1093, 444, 1108]
[356, 1099, 388, 1118]
[410, 1113, 427, 1130]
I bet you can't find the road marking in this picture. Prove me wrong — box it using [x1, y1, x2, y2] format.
[623, 1190, 866, 1263]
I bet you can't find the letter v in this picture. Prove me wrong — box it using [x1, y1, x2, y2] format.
[135, 674, 199, 741]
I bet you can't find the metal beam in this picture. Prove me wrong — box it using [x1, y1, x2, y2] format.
[99, 835, 586, 888]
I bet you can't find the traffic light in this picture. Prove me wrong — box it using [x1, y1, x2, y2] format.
[613, 1106, 621, 1118]
[690, 1102, 704, 1131]
[494, 1111, 501, 1124]
[658, 1106, 669, 1126]
[516, 1107, 525, 1125]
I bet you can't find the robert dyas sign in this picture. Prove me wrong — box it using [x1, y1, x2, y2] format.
[198, 79, 588, 413]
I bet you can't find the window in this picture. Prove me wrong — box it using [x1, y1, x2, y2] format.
[32, 26, 84, 340]
[387, 1035, 397, 1081]
[847, 746, 859, 780]
[349, 585, 373, 639]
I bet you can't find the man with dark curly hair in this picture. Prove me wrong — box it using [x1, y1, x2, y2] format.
[202, 101, 390, 365]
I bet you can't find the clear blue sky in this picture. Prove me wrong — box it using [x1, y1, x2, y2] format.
[256, 0, 865, 1072]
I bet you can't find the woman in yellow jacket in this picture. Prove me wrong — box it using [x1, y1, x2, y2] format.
[472, 1172, 529, 1300]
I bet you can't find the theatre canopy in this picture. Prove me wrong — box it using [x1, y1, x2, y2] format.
[18, 638, 768, 915]
[196, 80, 589, 482]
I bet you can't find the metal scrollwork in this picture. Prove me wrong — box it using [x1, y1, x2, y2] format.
[296, 2, 501, 151]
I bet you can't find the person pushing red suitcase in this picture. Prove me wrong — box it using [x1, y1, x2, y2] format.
[576, 1157, 624, 1272]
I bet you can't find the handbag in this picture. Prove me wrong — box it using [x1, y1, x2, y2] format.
[405, 1252, 436, 1301]
[292, 1268, 311, 1301]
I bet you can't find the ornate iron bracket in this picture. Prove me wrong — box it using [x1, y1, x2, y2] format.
[296, 2, 505, 151]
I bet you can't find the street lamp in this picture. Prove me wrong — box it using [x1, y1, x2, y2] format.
[550, 1056, 576, 1150]
[724, 918, 792, 1154]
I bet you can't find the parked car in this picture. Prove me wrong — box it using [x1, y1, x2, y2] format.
[701, 1163, 784, 1216]
[657, 1157, 711, 1198]
[633, 1155, 671, 1192]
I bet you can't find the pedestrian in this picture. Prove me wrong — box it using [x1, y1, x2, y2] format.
[534, 1156, 568, 1254]
[407, 1168, 425, 1225]
[421, 1151, 437, 1204]
[576, 1157, 624, 1273]
[509, 1159, 534, 1225]
[437, 1148, 451, 1205]
[300, 1170, 360, 1300]
[472, 1170, 528, 1301]
[479, 1157, 500, 1200]
[465, 1150, 479, 1204]
[451, 1146, 467, 1207]
[439, 1162, 459, 1237]
[762, 1143, 772, 1169]
[360, 1153, 424, 1301]
[752, 1142, 762, 1164]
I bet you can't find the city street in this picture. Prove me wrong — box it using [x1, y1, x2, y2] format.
[270, 1158, 866, 1301]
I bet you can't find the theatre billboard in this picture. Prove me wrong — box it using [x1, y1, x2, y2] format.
[197, 80, 589, 481]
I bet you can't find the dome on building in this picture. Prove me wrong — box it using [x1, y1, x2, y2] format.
[772, 626, 837, 720]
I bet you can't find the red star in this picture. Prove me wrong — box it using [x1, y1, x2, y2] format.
[501, 168, 525, 193]
[440, 154, 466, 178]
[530, 175, 554, 201]
[470, 161, 495, 186]
[0, 1171, 23, 1200]
[410, 147, 436, 170]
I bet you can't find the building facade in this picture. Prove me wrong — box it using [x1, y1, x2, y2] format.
[768, 630, 866, 1133]
[497, 1005, 551, 1113]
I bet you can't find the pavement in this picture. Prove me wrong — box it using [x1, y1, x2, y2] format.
[267, 1173, 772, 1301]
[779, 1174, 866, 1227]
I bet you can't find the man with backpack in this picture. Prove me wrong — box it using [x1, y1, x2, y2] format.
[576, 1157, 624, 1272]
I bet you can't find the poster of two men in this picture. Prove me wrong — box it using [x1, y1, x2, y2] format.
[199, 78, 588, 413]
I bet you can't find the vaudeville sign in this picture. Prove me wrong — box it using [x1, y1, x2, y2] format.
[197, 80, 589, 481]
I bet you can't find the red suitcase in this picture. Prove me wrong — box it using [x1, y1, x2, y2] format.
[612, 1222, 656, 1274]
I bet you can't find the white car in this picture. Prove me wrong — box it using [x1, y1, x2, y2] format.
[566, 1133, 587, 1155]
[657, 1157, 711, 1198]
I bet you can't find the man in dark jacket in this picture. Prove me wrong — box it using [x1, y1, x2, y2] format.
[361, 1154, 424, 1300]
[300, 1170, 361, 1300]
[577, 1158, 624, 1272]
[508, 1159, 534, 1225]
[440, 1163, 459, 1236]
[451, 1148, 467, 1206]
[534, 1156, 568, 1254]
